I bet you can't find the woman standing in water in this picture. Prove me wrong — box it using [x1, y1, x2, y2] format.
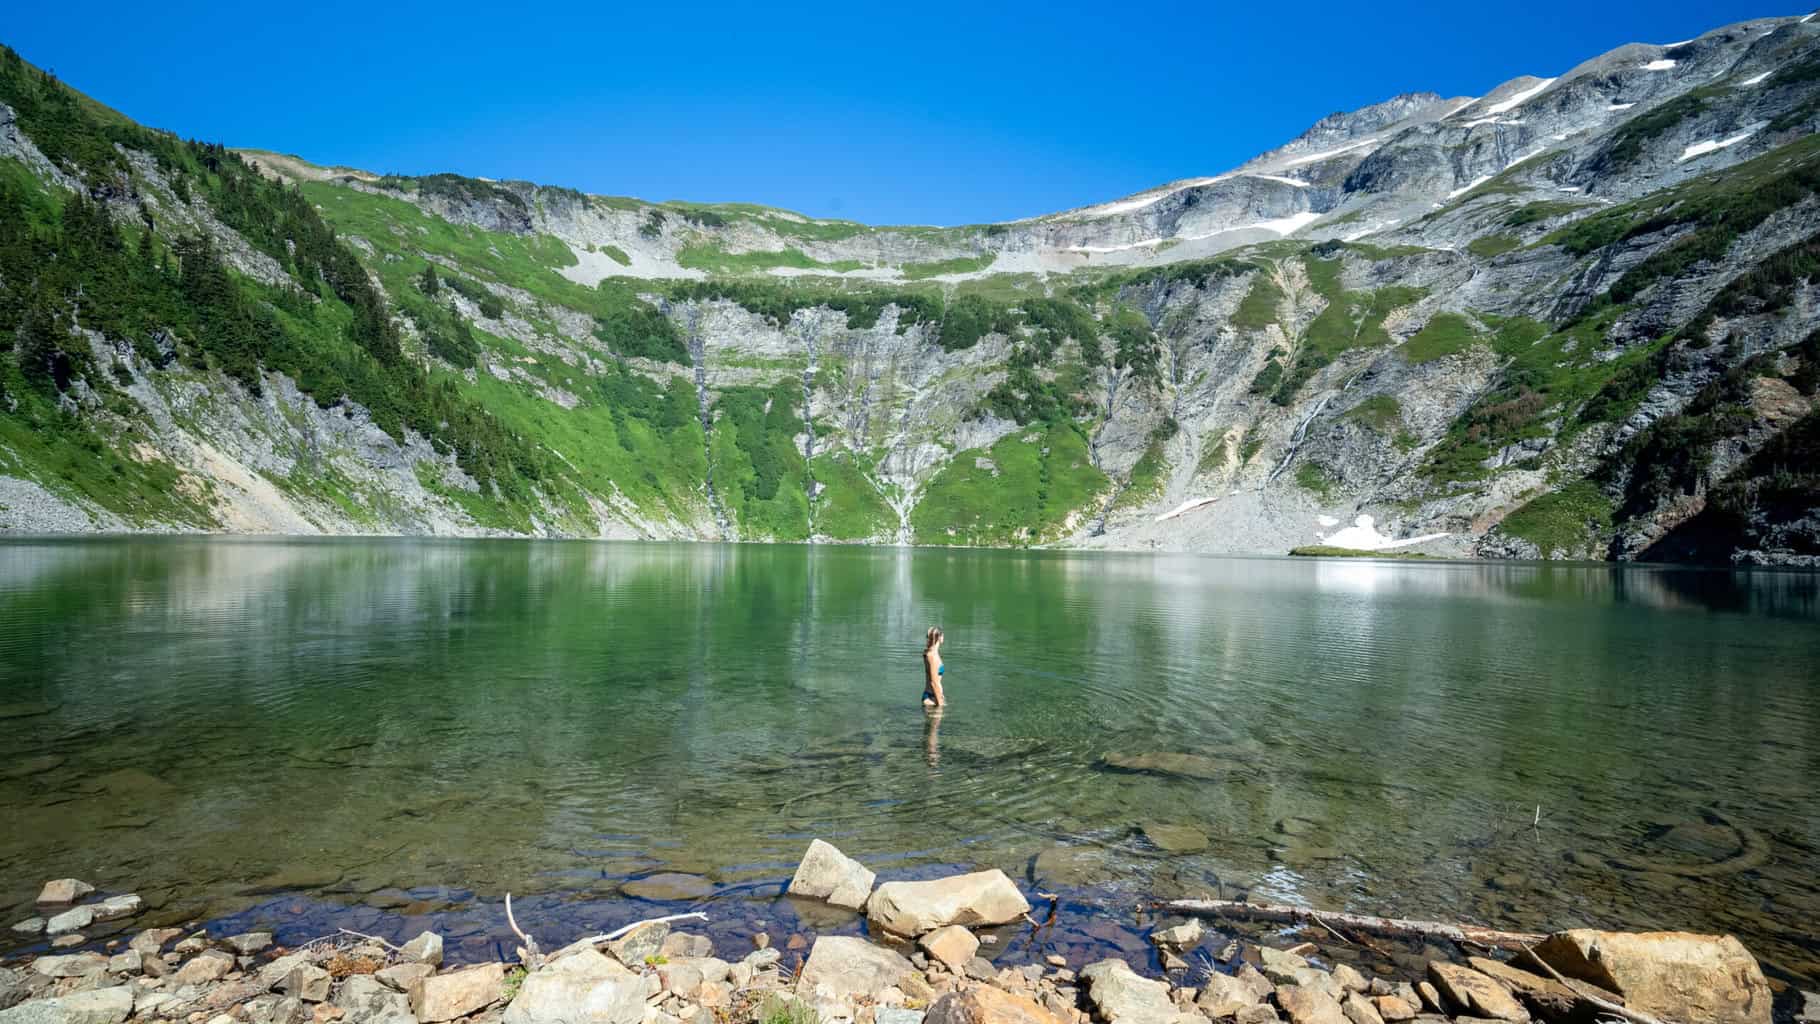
[921, 626, 946, 708]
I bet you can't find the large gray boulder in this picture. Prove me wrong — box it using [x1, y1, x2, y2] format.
[1534, 929, 1773, 1024]
[335, 976, 416, 1024]
[410, 963, 504, 1023]
[1078, 959, 1198, 1024]
[503, 947, 643, 1024]
[787, 840, 876, 910]
[0, 986, 133, 1024]
[866, 870, 1029, 935]
[28, 956, 106, 980]
[796, 937, 914, 1001]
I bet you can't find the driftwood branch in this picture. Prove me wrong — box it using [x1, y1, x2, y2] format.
[1155, 898, 1548, 952]
[335, 928, 406, 953]
[505, 892, 542, 970]
[1519, 944, 1674, 1024]
[577, 912, 710, 947]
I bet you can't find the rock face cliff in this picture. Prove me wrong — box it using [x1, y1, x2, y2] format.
[3, 12, 1819, 563]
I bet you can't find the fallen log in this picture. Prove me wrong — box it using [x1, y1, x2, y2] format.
[1153, 898, 1548, 952]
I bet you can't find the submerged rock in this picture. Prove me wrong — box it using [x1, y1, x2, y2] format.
[1099, 753, 1223, 781]
[620, 873, 714, 902]
[787, 840, 876, 910]
[867, 870, 1030, 935]
[1534, 929, 1773, 1024]
[34, 880, 93, 905]
[1141, 824, 1209, 854]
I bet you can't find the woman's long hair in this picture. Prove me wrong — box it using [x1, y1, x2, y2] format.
[925, 626, 944, 651]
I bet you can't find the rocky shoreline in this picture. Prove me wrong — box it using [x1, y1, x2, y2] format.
[4, 842, 1816, 1024]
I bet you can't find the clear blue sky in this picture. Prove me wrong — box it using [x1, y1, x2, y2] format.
[4, 0, 1796, 225]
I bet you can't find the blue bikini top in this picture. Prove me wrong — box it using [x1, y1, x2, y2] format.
[937, 664, 945, 676]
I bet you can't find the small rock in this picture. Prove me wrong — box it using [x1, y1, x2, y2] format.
[1425, 963, 1524, 1022]
[920, 927, 981, 971]
[336, 976, 414, 1024]
[743, 949, 781, 969]
[409, 963, 505, 1023]
[1370, 996, 1416, 1023]
[1797, 990, 1818, 1024]
[1413, 981, 1442, 1014]
[1340, 994, 1384, 1024]
[607, 922, 670, 967]
[10, 920, 44, 936]
[140, 956, 167, 980]
[50, 935, 85, 950]
[225, 933, 273, 956]
[374, 963, 433, 993]
[1276, 984, 1348, 1024]
[1331, 966, 1367, 995]
[31, 954, 108, 979]
[171, 934, 207, 956]
[91, 897, 141, 923]
[45, 908, 94, 936]
[399, 931, 443, 967]
[310, 1006, 344, 1023]
[787, 840, 877, 910]
[1045, 956, 1067, 969]
[1149, 921, 1203, 949]
[879, 1009, 927, 1024]
[1196, 972, 1262, 1017]
[753, 933, 770, 950]
[1235, 1007, 1279, 1024]
[696, 982, 730, 1008]
[1160, 951, 1187, 972]
[661, 934, 713, 960]
[965, 958, 997, 983]
[281, 964, 332, 1003]
[175, 951, 236, 986]
[787, 934, 808, 952]
[106, 951, 141, 975]
[36, 880, 96, 905]
[128, 930, 182, 957]
[1236, 963, 1273, 1000]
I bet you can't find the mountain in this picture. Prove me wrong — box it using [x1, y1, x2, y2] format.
[2, 12, 1819, 563]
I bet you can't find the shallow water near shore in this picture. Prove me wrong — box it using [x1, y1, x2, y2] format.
[3, 538, 1819, 979]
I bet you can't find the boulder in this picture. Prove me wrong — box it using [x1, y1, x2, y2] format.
[36, 880, 95, 905]
[281, 964, 333, 1003]
[926, 986, 1070, 1024]
[90, 897, 140, 923]
[375, 963, 434, 993]
[226, 932, 274, 956]
[1275, 985, 1348, 1024]
[919, 926, 980, 971]
[866, 871, 1030, 935]
[1079, 959, 1198, 1024]
[1234, 1008, 1279, 1024]
[605, 921, 671, 966]
[409, 963, 505, 1023]
[881, 1010, 928, 1024]
[1254, 947, 1308, 976]
[797, 937, 914, 1001]
[10, 920, 43, 936]
[30, 956, 106, 980]
[787, 840, 877, 910]
[1195, 972, 1263, 1017]
[0, 969, 26, 1012]
[333, 976, 414, 1024]
[1425, 964, 1523, 1022]
[175, 950, 237, 986]
[1533, 930, 1772, 1024]
[44, 909, 93, 936]
[502, 947, 642, 1024]
[1331, 967, 1367, 995]
[103, 952, 139, 976]
[0, 986, 133, 1024]
[1236, 964, 1274, 1001]
[256, 953, 314, 991]
[400, 931, 444, 967]
[1798, 990, 1818, 1024]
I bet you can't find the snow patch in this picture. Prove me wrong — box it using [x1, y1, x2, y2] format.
[1659, 38, 1694, 48]
[1643, 59, 1678, 71]
[1074, 177, 1224, 218]
[1280, 139, 1378, 167]
[1446, 176, 1492, 200]
[1804, 12, 1816, 22]
[1608, 103, 1637, 111]
[1677, 129, 1758, 162]
[1485, 78, 1556, 115]
[1319, 514, 1449, 552]
[1461, 117, 1524, 128]
[1247, 173, 1310, 188]
[1156, 497, 1219, 523]
[1250, 211, 1323, 235]
[1741, 70, 1774, 86]
[1064, 238, 1167, 254]
[1557, 186, 1582, 193]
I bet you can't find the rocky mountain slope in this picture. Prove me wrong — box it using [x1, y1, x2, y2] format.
[3, 11, 1819, 563]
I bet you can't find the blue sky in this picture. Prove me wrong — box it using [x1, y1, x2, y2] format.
[4, 0, 1794, 225]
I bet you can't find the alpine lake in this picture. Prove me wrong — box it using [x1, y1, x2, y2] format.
[2, 539, 1818, 982]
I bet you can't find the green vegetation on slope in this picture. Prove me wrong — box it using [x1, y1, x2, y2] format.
[1402, 313, 1480, 363]
[1496, 480, 1614, 558]
[912, 424, 1108, 546]
[676, 243, 865, 275]
[1272, 253, 1424, 404]
[710, 383, 811, 540]
[902, 254, 997, 279]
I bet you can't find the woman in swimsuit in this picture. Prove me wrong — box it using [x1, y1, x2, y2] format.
[922, 626, 946, 708]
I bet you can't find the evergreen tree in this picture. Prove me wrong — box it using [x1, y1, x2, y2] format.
[418, 263, 440, 296]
